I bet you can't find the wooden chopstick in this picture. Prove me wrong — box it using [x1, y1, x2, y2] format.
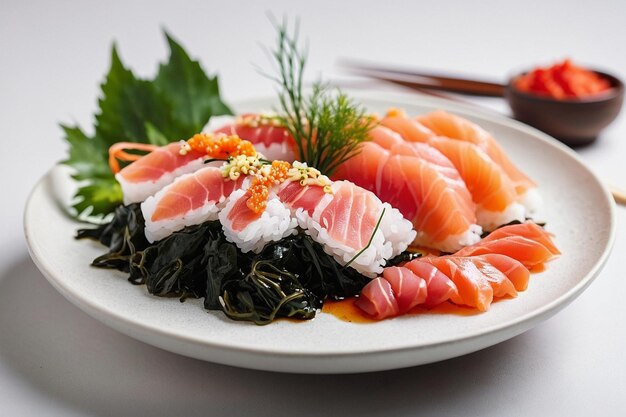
[607, 183, 626, 205]
[339, 60, 507, 97]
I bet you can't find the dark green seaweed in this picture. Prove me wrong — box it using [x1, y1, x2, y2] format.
[127, 221, 247, 300]
[79, 206, 376, 324]
[222, 260, 317, 325]
[76, 203, 149, 271]
[254, 234, 370, 302]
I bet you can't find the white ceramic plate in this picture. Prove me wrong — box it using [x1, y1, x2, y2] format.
[24, 93, 615, 374]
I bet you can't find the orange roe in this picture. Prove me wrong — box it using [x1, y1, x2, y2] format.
[186, 133, 256, 159]
[246, 160, 292, 213]
[515, 59, 611, 99]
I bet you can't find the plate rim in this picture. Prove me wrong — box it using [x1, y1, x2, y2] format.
[24, 91, 617, 372]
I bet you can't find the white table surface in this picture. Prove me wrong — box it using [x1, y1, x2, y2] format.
[2, 0, 625, 415]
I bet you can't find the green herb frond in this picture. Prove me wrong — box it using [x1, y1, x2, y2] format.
[269, 21, 375, 176]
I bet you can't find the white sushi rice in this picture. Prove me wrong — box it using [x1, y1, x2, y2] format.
[219, 189, 298, 254]
[117, 157, 205, 204]
[476, 202, 526, 232]
[141, 171, 232, 243]
[519, 188, 545, 222]
[378, 203, 417, 257]
[413, 224, 483, 254]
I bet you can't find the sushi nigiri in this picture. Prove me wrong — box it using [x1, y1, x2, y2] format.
[279, 179, 415, 277]
[141, 166, 243, 243]
[213, 113, 297, 161]
[219, 188, 298, 254]
[115, 142, 206, 204]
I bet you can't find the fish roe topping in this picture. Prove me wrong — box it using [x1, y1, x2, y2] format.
[288, 161, 333, 193]
[180, 133, 256, 159]
[247, 160, 292, 213]
[237, 113, 284, 128]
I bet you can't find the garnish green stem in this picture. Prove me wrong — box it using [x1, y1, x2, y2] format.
[343, 208, 386, 270]
[268, 21, 375, 176]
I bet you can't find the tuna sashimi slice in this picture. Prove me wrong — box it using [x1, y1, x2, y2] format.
[276, 180, 328, 216]
[116, 142, 206, 204]
[403, 260, 459, 308]
[141, 166, 243, 243]
[214, 114, 297, 161]
[382, 266, 428, 313]
[150, 167, 241, 221]
[355, 278, 400, 320]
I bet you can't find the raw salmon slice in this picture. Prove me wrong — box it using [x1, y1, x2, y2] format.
[335, 141, 481, 252]
[377, 111, 525, 230]
[455, 235, 556, 269]
[475, 253, 530, 291]
[416, 110, 537, 196]
[483, 222, 560, 255]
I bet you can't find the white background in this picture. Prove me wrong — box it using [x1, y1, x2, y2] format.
[1, 0, 625, 415]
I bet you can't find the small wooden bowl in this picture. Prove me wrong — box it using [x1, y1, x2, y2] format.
[505, 71, 624, 147]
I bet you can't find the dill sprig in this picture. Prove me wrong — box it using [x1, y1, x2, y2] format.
[269, 21, 375, 176]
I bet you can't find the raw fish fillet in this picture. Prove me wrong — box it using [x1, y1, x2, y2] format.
[378, 114, 525, 230]
[278, 180, 415, 277]
[418, 256, 516, 311]
[141, 166, 243, 242]
[481, 222, 560, 255]
[335, 140, 481, 252]
[403, 260, 459, 308]
[214, 114, 297, 161]
[356, 278, 400, 319]
[454, 235, 556, 269]
[116, 142, 206, 204]
[416, 110, 537, 197]
[355, 253, 524, 319]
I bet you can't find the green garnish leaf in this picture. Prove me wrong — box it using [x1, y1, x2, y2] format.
[155, 32, 233, 132]
[144, 122, 170, 146]
[269, 21, 375, 176]
[62, 33, 232, 220]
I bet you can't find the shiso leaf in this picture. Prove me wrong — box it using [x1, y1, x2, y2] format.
[144, 122, 170, 146]
[155, 32, 233, 132]
[61, 33, 232, 220]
